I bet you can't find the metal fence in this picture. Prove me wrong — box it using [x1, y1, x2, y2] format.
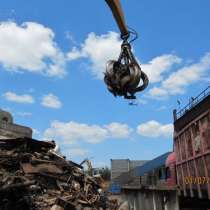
[176, 86, 210, 119]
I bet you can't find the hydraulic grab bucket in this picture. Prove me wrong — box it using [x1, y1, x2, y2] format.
[104, 0, 149, 99]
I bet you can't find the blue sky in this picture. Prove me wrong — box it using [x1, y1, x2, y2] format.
[0, 0, 210, 167]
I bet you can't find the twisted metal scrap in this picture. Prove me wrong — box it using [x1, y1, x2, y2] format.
[104, 41, 148, 99]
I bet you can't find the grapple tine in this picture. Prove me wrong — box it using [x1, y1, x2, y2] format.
[104, 41, 148, 99]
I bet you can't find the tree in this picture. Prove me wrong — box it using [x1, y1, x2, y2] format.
[99, 167, 111, 181]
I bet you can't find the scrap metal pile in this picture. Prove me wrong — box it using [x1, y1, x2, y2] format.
[0, 138, 118, 210]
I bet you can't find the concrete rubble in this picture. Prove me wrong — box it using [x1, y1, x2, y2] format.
[0, 138, 119, 210]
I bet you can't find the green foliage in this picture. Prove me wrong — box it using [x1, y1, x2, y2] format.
[98, 167, 111, 181]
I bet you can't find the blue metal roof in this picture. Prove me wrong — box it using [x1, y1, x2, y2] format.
[133, 152, 171, 176]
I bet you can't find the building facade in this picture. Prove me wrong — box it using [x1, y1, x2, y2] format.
[0, 109, 32, 139]
[111, 159, 148, 181]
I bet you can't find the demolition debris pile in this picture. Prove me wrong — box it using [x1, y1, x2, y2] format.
[0, 138, 117, 210]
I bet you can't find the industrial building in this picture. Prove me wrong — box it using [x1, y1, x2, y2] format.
[110, 159, 148, 193]
[111, 159, 148, 181]
[0, 109, 32, 139]
[110, 86, 210, 210]
[121, 152, 178, 210]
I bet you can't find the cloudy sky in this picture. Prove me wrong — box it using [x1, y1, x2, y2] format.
[0, 0, 210, 167]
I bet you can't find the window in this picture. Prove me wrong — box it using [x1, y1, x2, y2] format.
[166, 167, 171, 179]
[158, 168, 163, 179]
[2, 117, 9, 126]
[2, 117, 8, 124]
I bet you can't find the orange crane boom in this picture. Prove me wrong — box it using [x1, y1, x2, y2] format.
[105, 0, 129, 39]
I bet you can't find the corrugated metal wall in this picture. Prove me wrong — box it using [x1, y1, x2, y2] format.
[111, 159, 148, 181]
[122, 189, 179, 210]
[111, 159, 130, 181]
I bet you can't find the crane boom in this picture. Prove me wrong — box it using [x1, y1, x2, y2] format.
[105, 0, 129, 38]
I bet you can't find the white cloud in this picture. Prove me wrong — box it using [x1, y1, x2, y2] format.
[68, 148, 89, 157]
[105, 122, 132, 138]
[67, 33, 183, 82]
[44, 121, 108, 144]
[32, 128, 40, 135]
[67, 47, 83, 60]
[67, 31, 121, 79]
[136, 120, 173, 138]
[142, 54, 182, 83]
[17, 112, 32, 117]
[0, 21, 66, 77]
[156, 106, 167, 111]
[41, 93, 62, 109]
[148, 87, 168, 98]
[43, 120, 131, 144]
[3, 91, 34, 104]
[148, 53, 210, 98]
[32, 128, 41, 139]
[65, 31, 77, 45]
[138, 99, 147, 105]
[1, 107, 12, 112]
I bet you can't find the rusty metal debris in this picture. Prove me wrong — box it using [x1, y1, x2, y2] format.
[0, 138, 119, 210]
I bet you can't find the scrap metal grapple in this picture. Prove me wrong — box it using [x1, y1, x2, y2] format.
[104, 0, 149, 99]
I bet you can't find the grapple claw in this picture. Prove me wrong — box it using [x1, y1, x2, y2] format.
[104, 40, 149, 99]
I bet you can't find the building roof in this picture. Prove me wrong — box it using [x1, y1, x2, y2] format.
[133, 152, 171, 176]
[130, 160, 148, 169]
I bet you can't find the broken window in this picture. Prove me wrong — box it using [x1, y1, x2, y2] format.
[2, 117, 8, 123]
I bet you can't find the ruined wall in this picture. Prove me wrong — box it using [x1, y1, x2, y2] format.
[0, 110, 32, 139]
